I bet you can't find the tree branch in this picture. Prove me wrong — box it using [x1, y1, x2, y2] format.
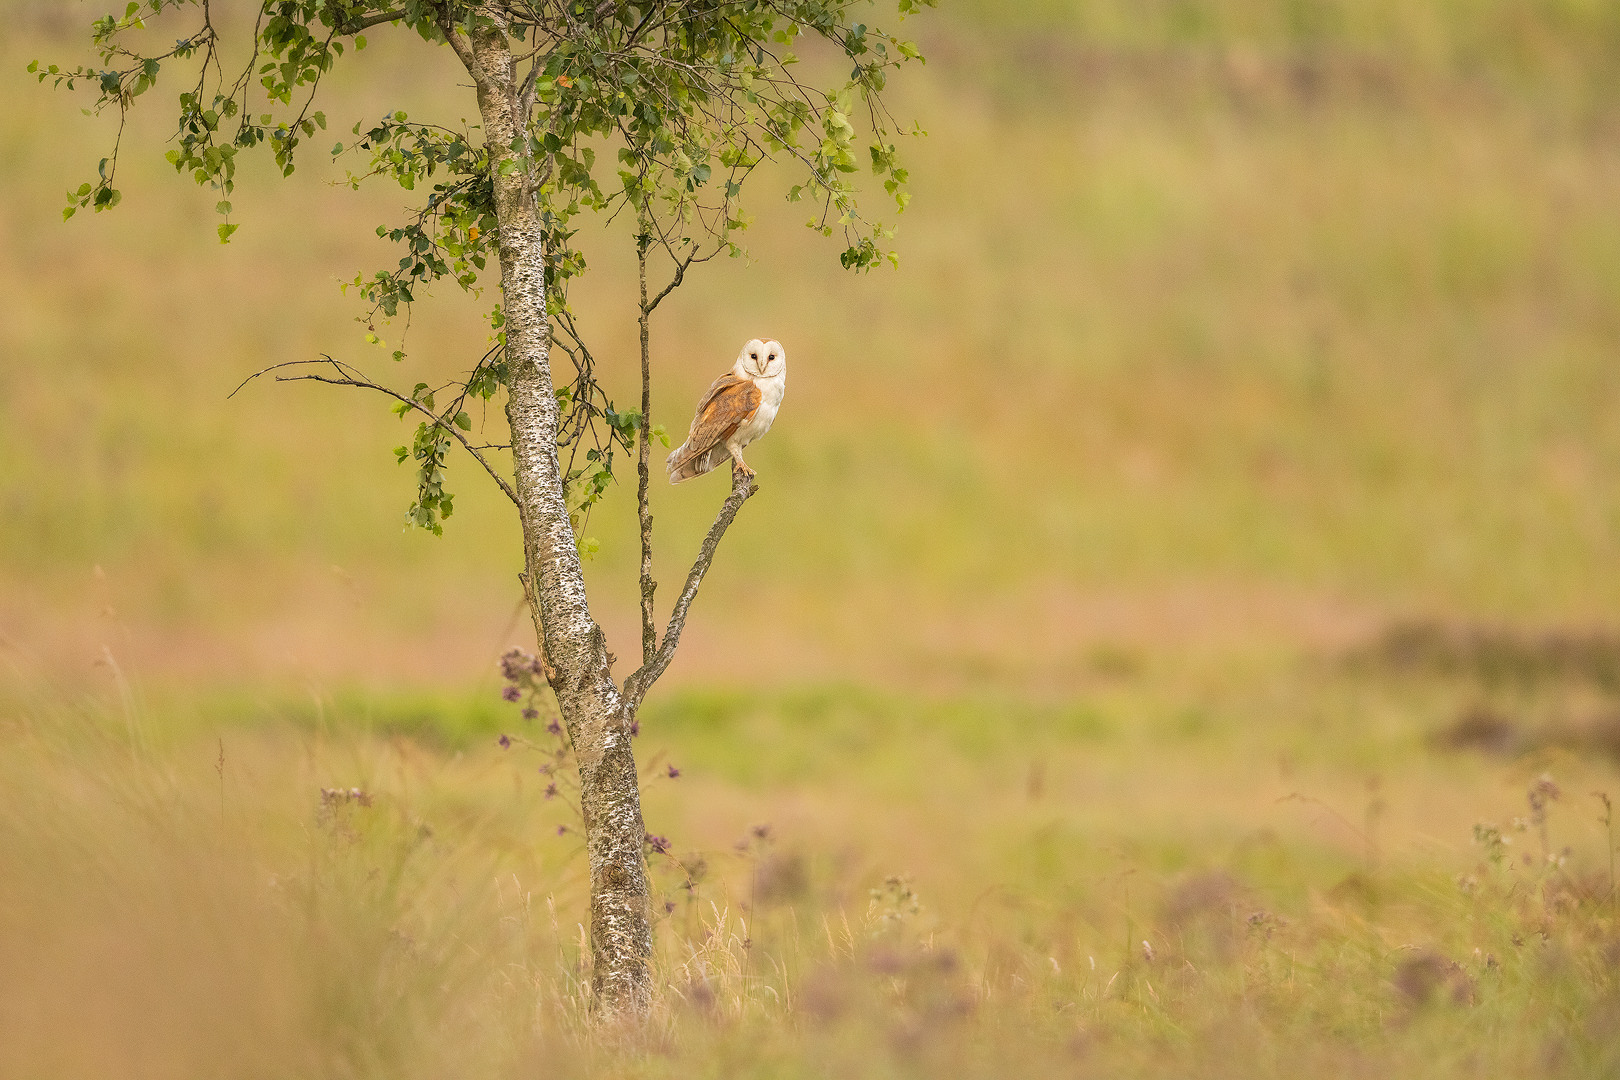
[644, 244, 706, 315]
[516, 54, 543, 119]
[635, 228, 658, 668]
[623, 468, 756, 708]
[432, 7, 476, 71]
[230, 357, 520, 508]
[336, 8, 406, 34]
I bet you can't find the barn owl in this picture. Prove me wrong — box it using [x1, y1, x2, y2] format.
[666, 338, 787, 484]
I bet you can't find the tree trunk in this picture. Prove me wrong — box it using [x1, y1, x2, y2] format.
[447, 11, 652, 1019]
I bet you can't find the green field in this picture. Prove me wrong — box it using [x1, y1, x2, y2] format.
[4, 1, 1620, 1076]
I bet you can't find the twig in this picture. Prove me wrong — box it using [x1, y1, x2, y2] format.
[335, 8, 406, 34]
[230, 357, 519, 507]
[644, 242, 720, 316]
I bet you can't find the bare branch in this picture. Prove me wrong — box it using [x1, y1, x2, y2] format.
[623, 468, 756, 708]
[516, 52, 544, 119]
[644, 242, 720, 315]
[635, 228, 657, 667]
[231, 357, 520, 507]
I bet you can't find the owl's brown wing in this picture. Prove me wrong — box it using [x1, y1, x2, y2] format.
[666, 375, 761, 482]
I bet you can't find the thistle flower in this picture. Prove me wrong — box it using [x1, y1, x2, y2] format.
[498, 734, 511, 749]
[500, 648, 535, 682]
[501, 685, 522, 703]
[666, 764, 680, 779]
[521, 707, 539, 721]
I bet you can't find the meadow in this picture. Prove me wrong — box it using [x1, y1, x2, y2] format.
[4, 0, 1620, 1075]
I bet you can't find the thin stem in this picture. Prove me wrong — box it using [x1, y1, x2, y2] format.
[230, 356, 520, 508]
[636, 224, 658, 667]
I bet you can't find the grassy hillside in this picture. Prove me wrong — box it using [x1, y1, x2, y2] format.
[4, 3, 1620, 1077]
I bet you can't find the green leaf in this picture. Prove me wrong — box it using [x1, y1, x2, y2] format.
[217, 222, 238, 244]
[454, 411, 471, 431]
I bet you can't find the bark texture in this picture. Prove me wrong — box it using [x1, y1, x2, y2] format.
[440, 6, 759, 1022]
[444, 10, 652, 1018]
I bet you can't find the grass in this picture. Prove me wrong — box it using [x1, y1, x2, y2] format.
[2, 665, 1618, 1078]
[7, 0, 1620, 1074]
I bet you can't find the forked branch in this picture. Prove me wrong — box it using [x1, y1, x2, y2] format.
[623, 468, 757, 708]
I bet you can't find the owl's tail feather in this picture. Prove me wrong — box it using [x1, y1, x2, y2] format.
[666, 442, 727, 484]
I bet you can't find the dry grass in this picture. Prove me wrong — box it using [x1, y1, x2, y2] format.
[7, 1, 1620, 1074]
[2, 671, 1618, 1079]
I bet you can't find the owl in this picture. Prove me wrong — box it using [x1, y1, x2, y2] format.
[666, 338, 787, 483]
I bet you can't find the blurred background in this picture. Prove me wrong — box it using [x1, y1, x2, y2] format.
[8, 0, 1620, 698]
[4, 2, 1620, 1076]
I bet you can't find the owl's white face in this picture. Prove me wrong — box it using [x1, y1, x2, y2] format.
[736, 338, 786, 380]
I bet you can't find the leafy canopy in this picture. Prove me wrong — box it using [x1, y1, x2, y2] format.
[37, 0, 931, 535]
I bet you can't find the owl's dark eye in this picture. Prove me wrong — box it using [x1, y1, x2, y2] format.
[750, 352, 758, 359]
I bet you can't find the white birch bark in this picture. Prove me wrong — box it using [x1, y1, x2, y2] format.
[441, 8, 653, 1019]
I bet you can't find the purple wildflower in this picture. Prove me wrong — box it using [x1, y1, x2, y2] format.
[646, 834, 671, 855]
[546, 719, 562, 736]
[556, 825, 568, 836]
[521, 706, 539, 721]
[544, 783, 558, 799]
[501, 685, 522, 703]
[629, 718, 640, 737]
[498, 734, 511, 749]
[666, 764, 680, 779]
[500, 648, 533, 682]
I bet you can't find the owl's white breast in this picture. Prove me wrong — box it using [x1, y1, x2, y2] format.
[733, 368, 786, 448]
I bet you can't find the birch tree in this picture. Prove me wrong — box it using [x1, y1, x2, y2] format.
[37, 0, 929, 1017]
